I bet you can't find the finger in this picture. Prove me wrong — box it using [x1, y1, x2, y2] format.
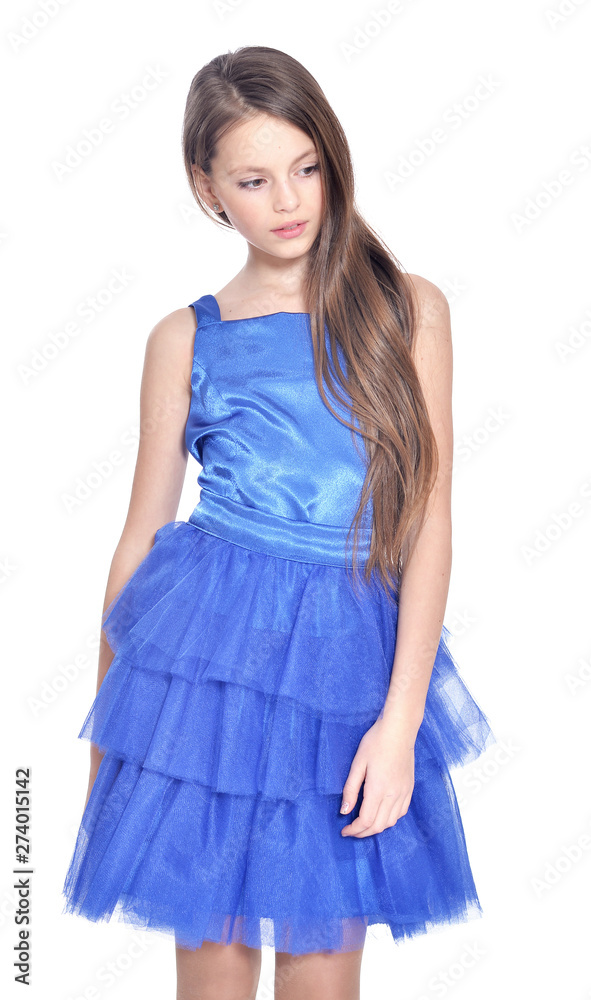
[343, 794, 404, 838]
[340, 760, 367, 816]
[341, 788, 382, 836]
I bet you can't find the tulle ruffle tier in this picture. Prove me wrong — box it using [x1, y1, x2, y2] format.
[61, 519, 496, 954]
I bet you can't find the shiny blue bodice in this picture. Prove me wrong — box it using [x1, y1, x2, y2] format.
[185, 295, 372, 566]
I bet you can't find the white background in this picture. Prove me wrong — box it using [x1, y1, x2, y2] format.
[2, 0, 590, 997]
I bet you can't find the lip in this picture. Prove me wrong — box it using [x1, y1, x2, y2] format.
[271, 220, 307, 232]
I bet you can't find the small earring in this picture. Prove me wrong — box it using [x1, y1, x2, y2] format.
[212, 203, 220, 211]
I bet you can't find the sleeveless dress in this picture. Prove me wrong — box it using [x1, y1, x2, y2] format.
[61, 294, 496, 955]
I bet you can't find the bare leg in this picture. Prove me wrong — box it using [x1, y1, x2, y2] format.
[274, 946, 365, 1000]
[175, 940, 262, 1000]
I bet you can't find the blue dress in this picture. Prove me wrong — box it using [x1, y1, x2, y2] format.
[61, 293, 496, 955]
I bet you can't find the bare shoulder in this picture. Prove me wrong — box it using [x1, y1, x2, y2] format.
[401, 273, 452, 382]
[144, 306, 198, 390]
[147, 306, 197, 349]
[401, 272, 450, 328]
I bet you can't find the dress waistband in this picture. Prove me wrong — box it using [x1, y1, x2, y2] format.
[187, 490, 372, 568]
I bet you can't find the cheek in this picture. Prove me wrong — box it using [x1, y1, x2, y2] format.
[241, 204, 282, 243]
[309, 177, 324, 210]
[227, 194, 264, 231]
[241, 200, 267, 229]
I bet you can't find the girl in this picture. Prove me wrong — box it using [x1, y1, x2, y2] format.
[62, 46, 495, 1000]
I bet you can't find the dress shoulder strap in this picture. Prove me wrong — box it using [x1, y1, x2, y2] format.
[188, 294, 221, 327]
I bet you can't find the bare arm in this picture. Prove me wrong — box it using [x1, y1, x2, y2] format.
[380, 275, 453, 740]
[86, 306, 197, 798]
[340, 274, 454, 837]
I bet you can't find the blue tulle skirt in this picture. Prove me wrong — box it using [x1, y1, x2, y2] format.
[61, 519, 496, 954]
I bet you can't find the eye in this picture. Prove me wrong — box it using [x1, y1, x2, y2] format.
[237, 163, 320, 190]
[238, 177, 264, 190]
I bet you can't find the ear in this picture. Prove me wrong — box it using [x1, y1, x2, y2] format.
[191, 163, 213, 204]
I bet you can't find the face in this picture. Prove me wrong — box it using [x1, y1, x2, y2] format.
[193, 113, 324, 261]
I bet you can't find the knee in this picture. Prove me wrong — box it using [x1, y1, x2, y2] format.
[176, 941, 261, 1000]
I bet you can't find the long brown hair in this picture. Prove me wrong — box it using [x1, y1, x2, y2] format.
[182, 46, 438, 602]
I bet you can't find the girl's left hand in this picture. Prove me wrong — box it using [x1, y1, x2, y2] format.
[340, 715, 416, 837]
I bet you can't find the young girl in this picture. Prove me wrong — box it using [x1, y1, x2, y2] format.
[62, 46, 495, 1000]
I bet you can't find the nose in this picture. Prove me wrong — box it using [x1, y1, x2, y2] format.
[273, 177, 300, 214]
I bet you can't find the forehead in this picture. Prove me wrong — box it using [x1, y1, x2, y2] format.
[214, 115, 317, 174]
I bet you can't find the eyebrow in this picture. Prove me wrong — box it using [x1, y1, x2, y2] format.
[227, 147, 318, 176]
